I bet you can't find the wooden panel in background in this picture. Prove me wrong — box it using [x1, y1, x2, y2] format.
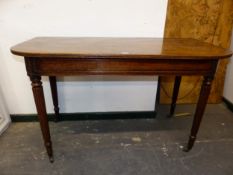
[161, 0, 233, 104]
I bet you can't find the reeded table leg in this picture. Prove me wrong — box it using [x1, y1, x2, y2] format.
[49, 76, 60, 122]
[168, 76, 181, 117]
[184, 76, 213, 152]
[30, 75, 54, 162]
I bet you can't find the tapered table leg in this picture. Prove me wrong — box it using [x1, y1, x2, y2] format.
[168, 76, 181, 117]
[30, 75, 54, 162]
[184, 76, 213, 152]
[49, 76, 60, 122]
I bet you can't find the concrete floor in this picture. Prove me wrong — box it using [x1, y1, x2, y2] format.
[0, 104, 233, 175]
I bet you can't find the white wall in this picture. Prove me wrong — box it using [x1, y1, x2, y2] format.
[223, 33, 233, 103]
[0, 71, 11, 134]
[0, 0, 168, 114]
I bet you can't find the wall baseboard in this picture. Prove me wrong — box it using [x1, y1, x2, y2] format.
[222, 97, 233, 113]
[10, 111, 156, 122]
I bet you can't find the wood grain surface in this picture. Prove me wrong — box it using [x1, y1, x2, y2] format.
[11, 37, 231, 59]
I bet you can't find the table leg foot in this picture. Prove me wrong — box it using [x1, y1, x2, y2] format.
[54, 107, 60, 123]
[49, 156, 54, 163]
[183, 135, 196, 152]
[45, 141, 54, 162]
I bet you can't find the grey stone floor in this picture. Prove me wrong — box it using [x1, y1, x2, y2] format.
[1, 104, 233, 175]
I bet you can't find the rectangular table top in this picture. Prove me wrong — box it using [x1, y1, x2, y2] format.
[11, 37, 232, 60]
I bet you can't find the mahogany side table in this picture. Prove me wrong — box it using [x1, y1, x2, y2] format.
[11, 37, 232, 162]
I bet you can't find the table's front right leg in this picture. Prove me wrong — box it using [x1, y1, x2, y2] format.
[29, 75, 54, 162]
[184, 76, 213, 152]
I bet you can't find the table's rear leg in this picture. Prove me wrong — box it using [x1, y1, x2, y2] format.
[184, 76, 213, 152]
[49, 76, 60, 122]
[168, 76, 181, 117]
[154, 76, 161, 114]
[30, 75, 54, 162]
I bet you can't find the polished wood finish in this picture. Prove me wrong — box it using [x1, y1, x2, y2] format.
[10, 37, 232, 162]
[168, 76, 181, 117]
[29, 75, 53, 162]
[49, 76, 60, 122]
[11, 37, 232, 59]
[184, 76, 213, 151]
[24, 57, 218, 76]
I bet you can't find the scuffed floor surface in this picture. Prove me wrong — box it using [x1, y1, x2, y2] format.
[1, 104, 233, 175]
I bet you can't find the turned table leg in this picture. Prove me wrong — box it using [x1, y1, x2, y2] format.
[168, 76, 181, 117]
[30, 75, 54, 162]
[49, 76, 60, 122]
[184, 76, 213, 152]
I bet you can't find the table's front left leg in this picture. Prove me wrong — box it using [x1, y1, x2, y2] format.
[184, 76, 213, 152]
[30, 75, 54, 162]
